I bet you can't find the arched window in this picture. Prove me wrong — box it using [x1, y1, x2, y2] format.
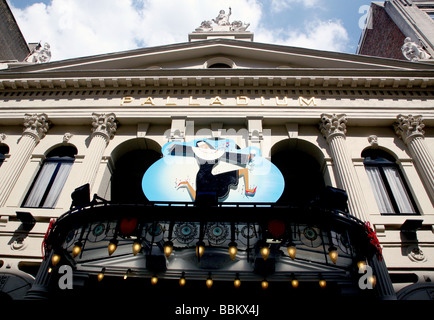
[208, 63, 232, 69]
[22, 146, 77, 208]
[0, 145, 9, 167]
[362, 149, 418, 215]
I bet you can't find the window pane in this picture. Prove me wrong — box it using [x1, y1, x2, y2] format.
[23, 162, 58, 207]
[42, 162, 73, 208]
[383, 167, 416, 214]
[365, 166, 395, 213]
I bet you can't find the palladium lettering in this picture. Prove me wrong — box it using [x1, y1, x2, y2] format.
[121, 96, 317, 107]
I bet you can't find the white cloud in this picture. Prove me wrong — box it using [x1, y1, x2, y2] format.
[270, 0, 320, 12]
[9, 0, 348, 61]
[255, 19, 349, 52]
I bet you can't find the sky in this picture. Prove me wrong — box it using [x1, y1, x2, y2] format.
[7, 0, 374, 62]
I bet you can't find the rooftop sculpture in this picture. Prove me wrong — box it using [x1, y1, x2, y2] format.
[194, 8, 250, 33]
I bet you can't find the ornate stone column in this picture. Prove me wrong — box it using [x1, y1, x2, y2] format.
[395, 114, 434, 204]
[319, 113, 369, 222]
[0, 113, 50, 207]
[24, 251, 55, 300]
[79, 113, 117, 191]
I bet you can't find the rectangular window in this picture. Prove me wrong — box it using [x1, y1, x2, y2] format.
[365, 165, 416, 215]
[22, 160, 73, 208]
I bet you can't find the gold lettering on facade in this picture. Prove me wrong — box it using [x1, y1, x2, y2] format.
[141, 97, 155, 105]
[236, 96, 249, 105]
[276, 96, 288, 106]
[298, 97, 317, 106]
[166, 96, 177, 105]
[189, 96, 200, 105]
[210, 96, 224, 105]
[121, 96, 134, 106]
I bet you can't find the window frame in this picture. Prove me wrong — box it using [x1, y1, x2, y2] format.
[22, 147, 76, 209]
[363, 150, 419, 216]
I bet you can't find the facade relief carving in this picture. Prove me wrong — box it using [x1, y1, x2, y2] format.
[23, 113, 50, 141]
[319, 113, 348, 142]
[401, 37, 432, 62]
[394, 114, 425, 143]
[91, 113, 118, 141]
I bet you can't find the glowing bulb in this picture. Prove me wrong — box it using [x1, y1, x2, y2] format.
[291, 279, 299, 288]
[196, 241, 205, 258]
[234, 274, 241, 289]
[51, 254, 61, 266]
[108, 239, 118, 256]
[357, 260, 367, 271]
[164, 241, 173, 258]
[328, 246, 338, 264]
[72, 242, 82, 258]
[260, 246, 270, 261]
[98, 268, 105, 282]
[132, 241, 142, 256]
[206, 277, 213, 289]
[228, 243, 237, 261]
[261, 280, 269, 290]
[123, 269, 131, 280]
[179, 273, 186, 287]
[369, 275, 377, 288]
[319, 279, 327, 289]
[287, 245, 296, 260]
[151, 275, 158, 286]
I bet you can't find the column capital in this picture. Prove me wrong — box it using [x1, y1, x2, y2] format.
[91, 113, 118, 141]
[394, 114, 425, 144]
[319, 113, 347, 142]
[23, 113, 50, 142]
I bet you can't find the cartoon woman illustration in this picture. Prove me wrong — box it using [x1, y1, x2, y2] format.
[175, 140, 256, 202]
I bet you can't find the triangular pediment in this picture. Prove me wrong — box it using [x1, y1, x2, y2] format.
[5, 38, 434, 74]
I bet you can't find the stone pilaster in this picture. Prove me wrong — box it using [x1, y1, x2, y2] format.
[0, 113, 50, 207]
[319, 113, 369, 222]
[395, 114, 434, 204]
[79, 113, 117, 190]
[24, 251, 54, 300]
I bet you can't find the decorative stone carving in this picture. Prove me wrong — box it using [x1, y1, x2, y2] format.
[407, 246, 427, 262]
[319, 113, 347, 141]
[368, 135, 379, 148]
[91, 113, 117, 140]
[63, 133, 73, 143]
[194, 8, 250, 32]
[10, 237, 27, 251]
[23, 113, 50, 141]
[25, 42, 52, 64]
[401, 37, 431, 61]
[394, 114, 425, 143]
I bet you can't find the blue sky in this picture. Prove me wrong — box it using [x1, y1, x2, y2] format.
[8, 0, 373, 61]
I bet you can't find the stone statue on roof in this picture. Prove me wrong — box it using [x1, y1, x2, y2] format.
[194, 8, 250, 33]
[401, 37, 431, 62]
[25, 42, 52, 64]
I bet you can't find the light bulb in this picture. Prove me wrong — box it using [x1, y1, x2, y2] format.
[179, 273, 186, 287]
[72, 242, 82, 258]
[328, 246, 338, 264]
[151, 275, 158, 286]
[291, 279, 299, 288]
[98, 268, 105, 282]
[287, 245, 296, 260]
[196, 241, 205, 258]
[234, 274, 241, 289]
[123, 269, 131, 280]
[228, 242, 237, 261]
[206, 277, 213, 289]
[260, 246, 270, 261]
[132, 241, 142, 256]
[108, 239, 118, 256]
[164, 241, 173, 258]
[261, 280, 269, 290]
[319, 279, 327, 289]
[51, 254, 61, 266]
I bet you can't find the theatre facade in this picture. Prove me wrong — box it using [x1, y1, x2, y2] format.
[0, 13, 434, 302]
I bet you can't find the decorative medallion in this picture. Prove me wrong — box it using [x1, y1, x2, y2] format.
[206, 223, 229, 245]
[174, 222, 198, 244]
[88, 223, 106, 242]
[301, 226, 322, 248]
[407, 246, 427, 263]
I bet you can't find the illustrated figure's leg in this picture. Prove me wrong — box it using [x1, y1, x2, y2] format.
[238, 168, 257, 196]
[177, 181, 196, 201]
